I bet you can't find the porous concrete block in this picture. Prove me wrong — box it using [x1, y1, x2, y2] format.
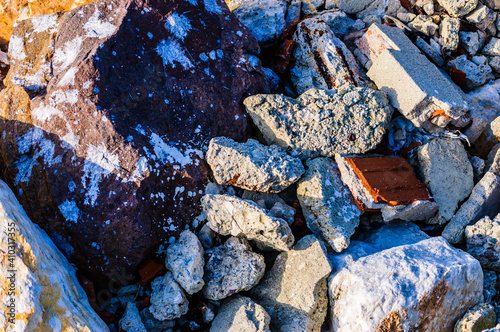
[483, 38, 500, 56]
[440, 17, 461, 50]
[454, 303, 496, 332]
[437, 0, 478, 17]
[210, 296, 271, 332]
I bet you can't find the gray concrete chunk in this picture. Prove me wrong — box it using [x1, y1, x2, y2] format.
[454, 303, 497, 332]
[437, 0, 478, 17]
[210, 296, 271, 332]
[207, 137, 304, 193]
[120, 303, 147, 332]
[150, 272, 189, 321]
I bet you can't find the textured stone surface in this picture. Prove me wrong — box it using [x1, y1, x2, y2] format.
[250, 235, 332, 332]
[410, 15, 439, 36]
[203, 237, 265, 301]
[465, 214, 500, 272]
[0, 0, 268, 280]
[454, 303, 496, 332]
[451, 54, 494, 90]
[140, 307, 176, 331]
[241, 190, 295, 224]
[437, 0, 478, 17]
[210, 296, 271, 332]
[202, 194, 294, 251]
[150, 272, 188, 321]
[417, 138, 474, 221]
[0, 180, 108, 331]
[120, 302, 147, 332]
[297, 157, 360, 252]
[207, 137, 304, 193]
[466, 3, 497, 31]
[244, 87, 392, 160]
[440, 17, 461, 50]
[291, 16, 364, 95]
[483, 38, 500, 56]
[166, 230, 204, 295]
[460, 31, 483, 55]
[442, 171, 500, 243]
[329, 236, 483, 332]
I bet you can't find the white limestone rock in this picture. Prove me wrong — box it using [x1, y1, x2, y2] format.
[0, 180, 109, 332]
[203, 237, 265, 301]
[297, 157, 361, 252]
[437, 0, 478, 17]
[150, 272, 189, 321]
[166, 230, 205, 295]
[250, 235, 332, 332]
[329, 235, 483, 331]
[207, 137, 304, 193]
[201, 194, 294, 251]
[210, 296, 271, 332]
[244, 88, 393, 160]
[120, 302, 147, 332]
[416, 138, 474, 221]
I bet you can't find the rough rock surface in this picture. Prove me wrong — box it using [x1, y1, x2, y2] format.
[329, 235, 483, 331]
[241, 190, 296, 225]
[120, 302, 147, 332]
[203, 237, 265, 301]
[206, 137, 304, 193]
[297, 157, 361, 252]
[291, 16, 364, 95]
[250, 235, 332, 332]
[465, 214, 500, 272]
[244, 87, 393, 160]
[210, 296, 271, 332]
[454, 303, 496, 332]
[417, 138, 474, 221]
[0, 0, 268, 280]
[166, 230, 205, 295]
[437, 0, 478, 17]
[0, 180, 108, 331]
[150, 272, 189, 321]
[484, 38, 500, 56]
[440, 17, 460, 50]
[451, 54, 494, 90]
[202, 194, 294, 251]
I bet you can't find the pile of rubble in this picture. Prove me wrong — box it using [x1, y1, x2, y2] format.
[1, 0, 500, 331]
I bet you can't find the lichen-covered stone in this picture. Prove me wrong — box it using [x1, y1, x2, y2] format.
[150, 272, 189, 321]
[120, 302, 147, 332]
[201, 194, 294, 251]
[207, 137, 304, 193]
[465, 214, 500, 272]
[297, 157, 360, 252]
[203, 237, 265, 301]
[166, 230, 204, 295]
[417, 138, 474, 221]
[0, 180, 108, 331]
[454, 303, 496, 332]
[329, 236, 483, 331]
[210, 296, 271, 332]
[437, 0, 478, 17]
[244, 88, 392, 160]
[250, 235, 332, 332]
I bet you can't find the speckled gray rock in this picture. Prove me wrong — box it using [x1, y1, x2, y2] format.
[465, 214, 500, 272]
[204, 237, 265, 301]
[311, 10, 365, 38]
[440, 17, 461, 50]
[410, 15, 439, 36]
[241, 190, 296, 224]
[201, 194, 294, 251]
[437, 0, 478, 17]
[484, 38, 500, 56]
[450, 54, 493, 90]
[297, 158, 361, 252]
[207, 137, 305, 193]
[210, 296, 271, 332]
[150, 272, 189, 321]
[454, 303, 496, 332]
[460, 31, 483, 55]
[250, 235, 332, 332]
[166, 230, 205, 295]
[442, 171, 500, 243]
[466, 3, 497, 31]
[417, 138, 474, 221]
[120, 303, 147, 332]
[291, 17, 364, 95]
[329, 236, 483, 332]
[244, 88, 392, 160]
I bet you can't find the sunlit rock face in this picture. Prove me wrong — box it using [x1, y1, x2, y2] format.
[0, 0, 268, 281]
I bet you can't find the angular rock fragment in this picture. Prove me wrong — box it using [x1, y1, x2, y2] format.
[210, 296, 271, 332]
[297, 157, 361, 252]
[120, 303, 147, 332]
[440, 17, 460, 50]
[166, 230, 205, 295]
[410, 15, 439, 36]
[465, 214, 500, 272]
[417, 138, 474, 221]
[335, 154, 438, 222]
[204, 237, 265, 301]
[466, 3, 497, 31]
[201, 194, 294, 251]
[0, 180, 108, 331]
[450, 54, 494, 90]
[483, 38, 500, 56]
[0, 0, 268, 280]
[251, 235, 332, 332]
[358, 24, 468, 131]
[241, 190, 296, 224]
[437, 0, 478, 17]
[442, 172, 500, 244]
[291, 17, 364, 95]
[244, 87, 393, 160]
[150, 272, 189, 321]
[140, 307, 176, 332]
[207, 137, 304, 193]
[329, 236, 483, 331]
[454, 303, 497, 332]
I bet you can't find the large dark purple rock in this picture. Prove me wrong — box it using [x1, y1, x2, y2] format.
[0, 0, 267, 281]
